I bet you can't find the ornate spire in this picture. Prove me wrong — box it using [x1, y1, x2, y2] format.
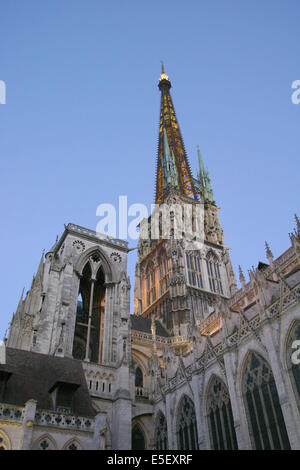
[155, 65, 197, 204]
[194, 145, 216, 205]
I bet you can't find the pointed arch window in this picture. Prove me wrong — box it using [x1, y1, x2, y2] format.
[243, 351, 290, 449]
[207, 377, 238, 449]
[38, 437, 56, 450]
[158, 255, 169, 295]
[155, 412, 168, 450]
[186, 252, 203, 288]
[68, 443, 78, 450]
[206, 252, 223, 294]
[286, 322, 300, 410]
[145, 263, 157, 307]
[135, 366, 143, 388]
[72, 261, 106, 363]
[177, 395, 198, 450]
[64, 440, 82, 450]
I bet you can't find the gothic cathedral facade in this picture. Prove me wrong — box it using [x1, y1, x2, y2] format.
[0, 67, 300, 450]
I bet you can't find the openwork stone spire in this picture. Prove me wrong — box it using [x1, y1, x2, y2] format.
[155, 64, 197, 204]
[194, 145, 216, 205]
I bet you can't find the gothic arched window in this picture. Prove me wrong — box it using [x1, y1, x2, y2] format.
[158, 254, 169, 295]
[155, 412, 168, 450]
[186, 252, 203, 288]
[135, 366, 143, 388]
[132, 424, 146, 450]
[145, 262, 157, 307]
[286, 322, 300, 410]
[176, 395, 198, 450]
[72, 261, 106, 363]
[38, 437, 57, 450]
[243, 351, 291, 449]
[206, 252, 223, 295]
[64, 439, 82, 450]
[207, 376, 238, 449]
[68, 443, 78, 450]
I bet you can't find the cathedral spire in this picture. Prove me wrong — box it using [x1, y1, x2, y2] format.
[195, 145, 216, 205]
[155, 65, 197, 204]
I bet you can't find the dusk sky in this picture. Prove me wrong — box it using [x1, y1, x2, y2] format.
[1, 0, 299, 337]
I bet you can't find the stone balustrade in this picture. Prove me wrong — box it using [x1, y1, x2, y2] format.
[131, 329, 189, 346]
[0, 402, 94, 432]
[0, 403, 24, 422]
[67, 223, 128, 248]
[34, 410, 94, 431]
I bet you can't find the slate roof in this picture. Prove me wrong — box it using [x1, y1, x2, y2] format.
[130, 315, 170, 337]
[0, 347, 96, 417]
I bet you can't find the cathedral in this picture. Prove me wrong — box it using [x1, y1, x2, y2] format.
[0, 66, 299, 451]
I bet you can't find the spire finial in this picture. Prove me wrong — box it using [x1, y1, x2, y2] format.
[158, 62, 170, 87]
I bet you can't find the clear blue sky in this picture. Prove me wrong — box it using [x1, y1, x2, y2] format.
[1, 1, 299, 337]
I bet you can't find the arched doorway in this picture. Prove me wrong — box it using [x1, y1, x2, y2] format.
[132, 424, 146, 450]
[155, 411, 168, 450]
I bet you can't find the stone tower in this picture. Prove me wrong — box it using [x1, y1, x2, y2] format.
[7, 223, 133, 449]
[134, 65, 237, 341]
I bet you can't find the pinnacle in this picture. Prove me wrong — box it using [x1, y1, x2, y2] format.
[294, 213, 300, 234]
[265, 241, 273, 260]
[238, 265, 245, 285]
